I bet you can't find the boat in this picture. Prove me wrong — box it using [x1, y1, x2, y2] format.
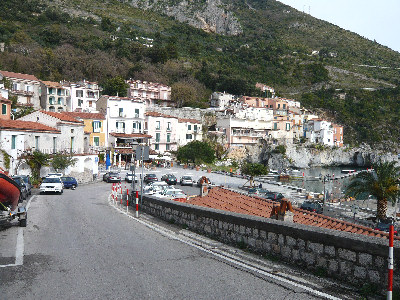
[341, 169, 356, 174]
[0, 171, 21, 211]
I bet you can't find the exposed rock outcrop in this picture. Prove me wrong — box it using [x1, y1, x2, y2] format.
[125, 0, 242, 35]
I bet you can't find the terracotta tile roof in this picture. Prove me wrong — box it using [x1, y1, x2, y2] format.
[145, 111, 177, 119]
[0, 97, 11, 104]
[40, 111, 84, 123]
[186, 187, 398, 240]
[0, 70, 39, 81]
[0, 119, 60, 133]
[110, 133, 152, 138]
[178, 118, 201, 124]
[63, 112, 105, 120]
[41, 81, 62, 88]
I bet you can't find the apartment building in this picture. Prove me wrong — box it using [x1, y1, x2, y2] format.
[177, 118, 203, 147]
[0, 70, 41, 109]
[40, 81, 69, 112]
[0, 97, 11, 120]
[304, 119, 334, 146]
[64, 80, 101, 112]
[145, 112, 178, 153]
[126, 79, 172, 107]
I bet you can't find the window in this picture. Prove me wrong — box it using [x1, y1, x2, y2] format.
[167, 122, 171, 131]
[89, 101, 92, 107]
[194, 125, 198, 131]
[49, 97, 55, 105]
[273, 123, 278, 130]
[70, 137, 74, 151]
[166, 144, 170, 151]
[155, 144, 159, 150]
[13, 83, 19, 90]
[92, 121, 101, 133]
[2, 104, 6, 115]
[166, 133, 171, 143]
[78, 99, 83, 107]
[156, 121, 160, 130]
[94, 137, 100, 146]
[283, 104, 286, 109]
[119, 108, 124, 117]
[188, 124, 191, 130]
[116, 122, 125, 132]
[76, 90, 83, 97]
[35, 136, 39, 150]
[26, 85, 31, 92]
[49, 106, 55, 112]
[135, 109, 139, 118]
[286, 123, 291, 131]
[278, 104, 281, 109]
[57, 97, 62, 105]
[156, 133, 160, 143]
[186, 134, 192, 140]
[11, 135, 16, 149]
[53, 137, 57, 153]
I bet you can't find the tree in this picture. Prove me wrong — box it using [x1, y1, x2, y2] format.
[346, 161, 400, 220]
[171, 81, 197, 108]
[51, 152, 77, 172]
[102, 76, 128, 97]
[23, 150, 50, 182]
[241, 162, 269, 187]
[176, 141, 215, 165]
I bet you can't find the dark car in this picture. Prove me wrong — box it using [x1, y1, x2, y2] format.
[12, 176, 29, 202]
[161, 174, 177, 185]
[300, 201, 323, 214]
[144, 174, 158, 184]
[13, 175, 32, 195]
[61, 177, 78, 190]
[265, 192, 285, 201]
[105, 172, 121, 183]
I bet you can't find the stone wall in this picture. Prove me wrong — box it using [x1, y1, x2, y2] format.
[141, 195, 399, 290]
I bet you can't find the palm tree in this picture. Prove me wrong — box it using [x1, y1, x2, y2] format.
[346, 161, 400, 220]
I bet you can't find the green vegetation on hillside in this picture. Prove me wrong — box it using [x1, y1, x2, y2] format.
[0, 0, 399, 146]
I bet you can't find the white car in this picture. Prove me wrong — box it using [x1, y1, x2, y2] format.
[40, 177, 64, 194]
[143, 182, 169, 195]
[154, 188, 187, 200]
[180, 175, 194, 186]
[125, 173, 138, 183]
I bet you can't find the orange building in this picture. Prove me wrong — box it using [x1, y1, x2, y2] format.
[332, 124, 344, 147]
[0, 97, 11, 120]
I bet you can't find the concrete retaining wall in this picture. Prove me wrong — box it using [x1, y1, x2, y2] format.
[141, 195, 399, 290]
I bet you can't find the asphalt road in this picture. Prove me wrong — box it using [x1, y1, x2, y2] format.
[0, 180, 361, 299]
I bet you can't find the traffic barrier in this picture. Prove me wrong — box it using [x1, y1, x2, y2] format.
[388, 224, 394, 299]
[135, 191, 139, 218]
[126, 189, 129, 213]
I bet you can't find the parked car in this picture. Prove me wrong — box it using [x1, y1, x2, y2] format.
[47, 173, 63, 178]
[40, 177, 64, 194]
[143, 182, 169, 195]
[161, 174, 177, 185]
[12, 176, 29, 202]
[13, 175, 32, 195]
[155, 188, 187, 200]
[61, 177, 78, 190]
[125, 173, 138, 183]
[265, 192, 285, 201]
[248, 188, 270, 195]
[144, 174, 158, 184]
[102, 172, 121, 183]
[180, 175, 194, 186]
[300, 201, 323, 214]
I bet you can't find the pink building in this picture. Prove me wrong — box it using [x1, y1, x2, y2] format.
[332, 124, 344, 147]
[145, 112, 178, 153]
[126, 79, 173, 107]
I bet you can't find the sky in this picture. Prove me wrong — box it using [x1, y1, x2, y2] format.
[278, 0, 400, 53]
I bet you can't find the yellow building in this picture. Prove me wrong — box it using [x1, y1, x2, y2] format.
[63, 112, 106, 151]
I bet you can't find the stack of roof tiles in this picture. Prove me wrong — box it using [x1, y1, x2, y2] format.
[186, 187, 398, 240]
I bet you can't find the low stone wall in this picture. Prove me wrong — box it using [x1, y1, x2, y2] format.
[141, 195, 399, 290]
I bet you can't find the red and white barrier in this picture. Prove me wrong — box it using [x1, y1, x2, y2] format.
[126, 189, 129, 213]
[388, 224, 394, 300]
[135, 191, 139, 218]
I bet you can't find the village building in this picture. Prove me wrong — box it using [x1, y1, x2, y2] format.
[0, 97, 11, 120]
[270, 115, 294, 144]
[209, 92, 235, 110]
[40, 81, 69, 112]
[126, 79, 173, 107]
[304, 119, 334, 146]
[144, 112, 178, 154]
[0, 70, 41, 109]
[332, 123, 344, 147]
[63, 80, 101, 113]
[177, 118, 203, 147]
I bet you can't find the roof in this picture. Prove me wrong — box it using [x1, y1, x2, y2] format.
[0, 97, 11, 104]
[41, 81, 63, 88]
[186, 187, 398, 240]
[145, 111, 177, 119]
[110, 133, 152, 138]
[178, 118, 201, 124]
[0, 119, 60, 133]
[63, 112, 105, 120]
[0, 70, 39, 82]
[40, 111, 84, 124]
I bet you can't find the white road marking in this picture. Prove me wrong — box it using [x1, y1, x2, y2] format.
[108, 195, 341, 300]
[0, 195, 34, 268]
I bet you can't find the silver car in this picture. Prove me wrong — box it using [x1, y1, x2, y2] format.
[180, 175, 194, 186]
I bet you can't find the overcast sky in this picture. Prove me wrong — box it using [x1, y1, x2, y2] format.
[278, 0, 400, 53]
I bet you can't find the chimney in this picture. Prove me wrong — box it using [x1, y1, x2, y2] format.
[271, 198, 294, 222]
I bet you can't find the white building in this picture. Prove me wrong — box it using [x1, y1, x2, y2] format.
[304, 119, 334, 146]
[19, 111, 88, 154]
[176, 118, 203, 148]
[126, 79, 172, 108]
[64, 80, 101, 113]
[210, 92, 235, 110]
[145, 112, 179, 153]
[96, 95, 146, 146]
[40, 81, 69, 112]
[0, 70, 41, 109]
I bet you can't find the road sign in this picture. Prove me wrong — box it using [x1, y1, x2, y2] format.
[136, 145, 149, 160]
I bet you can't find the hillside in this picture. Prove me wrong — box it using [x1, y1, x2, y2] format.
[0, 0, 399, 147]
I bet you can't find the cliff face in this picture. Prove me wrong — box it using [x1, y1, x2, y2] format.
[125, 0, 242, 35]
